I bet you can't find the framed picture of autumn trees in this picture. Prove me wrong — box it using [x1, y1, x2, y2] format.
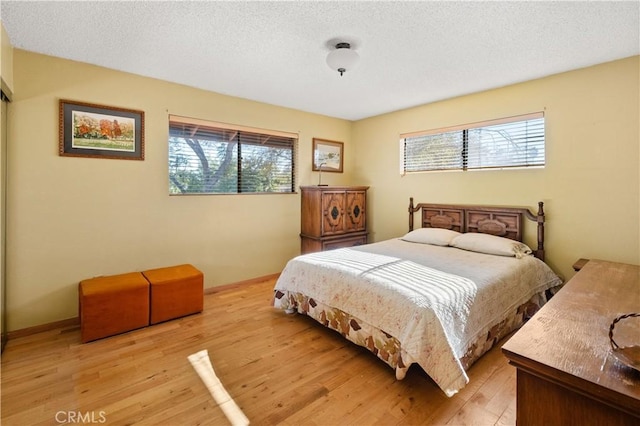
[59, 100, 144, 160]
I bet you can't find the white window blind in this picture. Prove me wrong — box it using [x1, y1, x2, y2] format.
[401, 112, 545, 174]
[169, 115, 297, 194]
[404, 130, 464, 172]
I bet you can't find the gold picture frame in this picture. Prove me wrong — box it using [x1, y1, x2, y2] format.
[312, 138, 343, 173]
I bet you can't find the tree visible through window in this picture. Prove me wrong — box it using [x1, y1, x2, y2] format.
[168, 116, 296, 194]
[401, 113, 545, 174]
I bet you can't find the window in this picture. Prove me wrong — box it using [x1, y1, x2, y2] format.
[400, 112, 545, 174]
[169, 115, 297, 194]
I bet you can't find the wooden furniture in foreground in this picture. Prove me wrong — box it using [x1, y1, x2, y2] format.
[79, 272, 150, 343]
[142, 263, 204, 324]
[502, 259, 640, 425]
[300, 185, 368, 254]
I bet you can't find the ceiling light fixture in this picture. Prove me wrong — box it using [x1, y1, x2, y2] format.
[326, 42, 359, 76]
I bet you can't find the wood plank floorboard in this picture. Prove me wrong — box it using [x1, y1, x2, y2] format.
[1, 277, 518, 425]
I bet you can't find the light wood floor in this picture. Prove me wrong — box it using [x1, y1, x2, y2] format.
[1, 277, 517, 425]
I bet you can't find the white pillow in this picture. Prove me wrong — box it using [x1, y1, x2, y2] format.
[451, 232, 532, 258]
[401, 228, 461, 246]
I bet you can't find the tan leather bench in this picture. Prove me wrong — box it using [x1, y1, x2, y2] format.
[79, 272, 150, 343]
[142, 264, 204, 325]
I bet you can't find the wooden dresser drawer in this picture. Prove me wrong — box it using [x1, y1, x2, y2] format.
[323, 235, 367, 251]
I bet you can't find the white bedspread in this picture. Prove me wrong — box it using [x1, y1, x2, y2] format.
[273, 238, 562, 396]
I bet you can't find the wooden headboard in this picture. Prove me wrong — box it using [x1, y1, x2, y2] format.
[408, 198, 546, 261]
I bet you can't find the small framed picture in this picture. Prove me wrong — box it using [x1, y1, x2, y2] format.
[312, 138, 343, 173]
[59, 99, 145, 160]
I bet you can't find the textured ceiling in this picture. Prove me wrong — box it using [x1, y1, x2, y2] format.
[1, 1, 639, 121]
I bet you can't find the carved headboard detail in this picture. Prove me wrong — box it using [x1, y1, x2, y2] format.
[408, 198, 546, 261]
[423, 208, 464, 232]
[476, 219, 508, 236]
[468, 210, 521, 240]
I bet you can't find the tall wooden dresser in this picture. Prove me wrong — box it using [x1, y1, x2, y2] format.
[300, 185, 368, 254]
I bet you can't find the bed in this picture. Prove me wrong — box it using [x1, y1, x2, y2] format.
[272, 199, 563, 396]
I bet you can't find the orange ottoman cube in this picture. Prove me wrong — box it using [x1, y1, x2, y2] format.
[79, 272, 150, 343]
[142, 264, 204, 325]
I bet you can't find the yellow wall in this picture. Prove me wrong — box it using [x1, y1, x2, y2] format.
[0, 21, 11, 344]
[352, 56, 640, 281]
[7, 48, 639, 331]
[1, 22, 14, 91]
[7, 50, 352, 331]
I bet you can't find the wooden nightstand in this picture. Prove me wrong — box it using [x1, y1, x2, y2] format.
[572, 258, 590, 272]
